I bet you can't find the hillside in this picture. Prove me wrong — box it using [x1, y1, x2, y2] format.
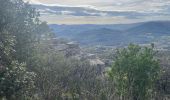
[126, 21, 170, 35]
[50, 21, 170, 46]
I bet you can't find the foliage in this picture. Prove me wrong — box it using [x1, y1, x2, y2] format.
[109, 44, 161, 100]
[0, 0, 53, 63]
[0, 0, 166, 100]
[0, 0, 50, 99]
[27, 39, 114, 100]
[0, 31, 36, 99]
[0, 61, 35, 100]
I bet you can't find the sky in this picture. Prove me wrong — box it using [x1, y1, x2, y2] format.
[26, 0, 170, 24]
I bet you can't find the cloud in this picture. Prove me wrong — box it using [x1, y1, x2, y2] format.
[27, 0, 170, 24]
[33, 4, 146, 18]
[27, 0, 170, 12]
[29, 0, 170, 17]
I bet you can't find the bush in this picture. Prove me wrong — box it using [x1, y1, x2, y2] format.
[109, 44, 161, 100]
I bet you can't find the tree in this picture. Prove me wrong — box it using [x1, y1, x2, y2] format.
[0, 0, 53, 63]
[109, 44, 161, 100]
[0, 31, 36, 100]
[0, 0, 49, 99]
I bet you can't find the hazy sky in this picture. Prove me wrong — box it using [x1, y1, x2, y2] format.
[26, 0, 170, 24]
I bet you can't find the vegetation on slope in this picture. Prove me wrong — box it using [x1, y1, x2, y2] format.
[0, 0, 169, 100]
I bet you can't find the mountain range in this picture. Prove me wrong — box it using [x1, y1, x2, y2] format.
[50, 21, 170, 46]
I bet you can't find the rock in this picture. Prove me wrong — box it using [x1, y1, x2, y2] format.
[89, 59, 105, 66]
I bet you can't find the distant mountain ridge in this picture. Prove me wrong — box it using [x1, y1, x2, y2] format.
[49, 21, 170, 46]
[126, 21, 170, 35]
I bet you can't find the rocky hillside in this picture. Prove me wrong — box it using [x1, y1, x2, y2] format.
[48, 38, 105, 66]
